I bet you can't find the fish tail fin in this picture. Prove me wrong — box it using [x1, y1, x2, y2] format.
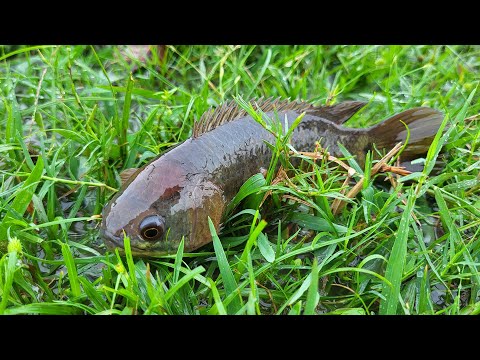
[366, 107, 445, 170]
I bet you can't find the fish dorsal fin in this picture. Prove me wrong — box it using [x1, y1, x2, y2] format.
[192, 98, 368, 137]
[119, 168, 139, 185]
[193, 97, 316, 138]
[310, 101, 367, 125]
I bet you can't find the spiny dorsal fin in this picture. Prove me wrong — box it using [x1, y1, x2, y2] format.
[310, 101, 367, 125]
[192, 98, 368, 137]
[192, 97, 316, 138]
[119, 168, 139, 185]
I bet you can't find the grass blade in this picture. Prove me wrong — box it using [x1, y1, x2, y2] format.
[236, 215, 267, 278]
[208, 278, 227, 315]
[122, 234, 138, 289]
[417, 265, 433, 314]
[60, 242, 81, 298]
[120, 73, 134, 159]
[0, 156, 44, 251]
[208, 217, 241, 314]
[4, 302, 87, 315]
[379, 187, 416, 315]
[325, 308, 366, 315]
[78, 276, 109, 311]
[288, 301, 302, 315]
[304, 258, 319, 315]
[173, 237, 185, 284]
[164, 266, 205, 302]
[225, 173, 266, 214]
[257, 232, 275, 263]
[0, 251, 18, 314]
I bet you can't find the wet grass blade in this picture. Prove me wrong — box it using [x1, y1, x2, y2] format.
[4, 302, 86, 315]
[304, 258, 319, 315]
[60, 242, 81, 298]
[208, 217, 241, 314]
[164, 266, 205, 302]
[0, 156, 44, 251]
[0, 251, 18, 314]
[257, 232, 275, 263]
[379, 187, 416, 315]
[237, 214, 267, 279]
[120, 73, 134, 159]
[122, 234, 138, 289]
[173, 237, 185, 284]
[78, 277, 109, 311]
[434, 188, 457, 262]
[225, 173, 266, 214]
[208, 278, 227, 315]
[417, 265, 433, 314]
[288, 301, 302, 315]
[326, 308, 366, 315]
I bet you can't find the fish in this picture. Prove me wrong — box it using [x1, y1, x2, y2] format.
[100, 98, 444, 256]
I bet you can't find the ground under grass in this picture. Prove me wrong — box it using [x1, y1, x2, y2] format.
[0, 45, 479, 315]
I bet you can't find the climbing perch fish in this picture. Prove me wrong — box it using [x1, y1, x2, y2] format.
[100, 98, 444, 256]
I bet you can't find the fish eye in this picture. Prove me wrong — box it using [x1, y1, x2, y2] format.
[139, 215, 165, 241]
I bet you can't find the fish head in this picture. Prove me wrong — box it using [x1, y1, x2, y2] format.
[100, 157, 225, 256]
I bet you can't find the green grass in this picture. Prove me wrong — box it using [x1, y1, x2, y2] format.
[0, 45, 479, 315]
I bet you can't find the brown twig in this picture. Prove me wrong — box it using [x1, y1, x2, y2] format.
[292, 150, 352, 172]
[255, 281, 278, 313]
[330, 167, 357, 215]
[259, 166, 290, 207]
[379, 164, 411, 176]
[282, 194, 315, 208]
[331, 142, 404, 215]
[465, 113, 480, 123]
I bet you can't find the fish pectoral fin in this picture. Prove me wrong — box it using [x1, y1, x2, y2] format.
[312, 101, 368, 125]
[119, 168, 139, 185]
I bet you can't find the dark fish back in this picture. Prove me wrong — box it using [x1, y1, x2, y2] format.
[166, 110, 363, 201]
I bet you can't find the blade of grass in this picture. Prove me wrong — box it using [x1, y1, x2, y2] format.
[173, 237, 185, 284]
[60, 242, 81, 298]
[208, 216, 242, 314]
[4, 302, 84, 315]
[257, 232, 275, 263]
[379, 186, 416, 315]
[0, 156, 44, 251]
[122, 233, 138, 290]
[417, 265, 433, 314]
[78, 276, 109, 311]
[0, 251, 18, 314]
[208, 278, 227, 315]
[434, 188, 457, 263]
[120, 73, 134, 159]
[164, 266, 205, 301]
[304, 258, 319, 315]
[236, 214, 268, 279]
[288, 301, 302, 315]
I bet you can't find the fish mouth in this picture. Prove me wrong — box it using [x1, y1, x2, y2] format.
[100, 228, 120, 247]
